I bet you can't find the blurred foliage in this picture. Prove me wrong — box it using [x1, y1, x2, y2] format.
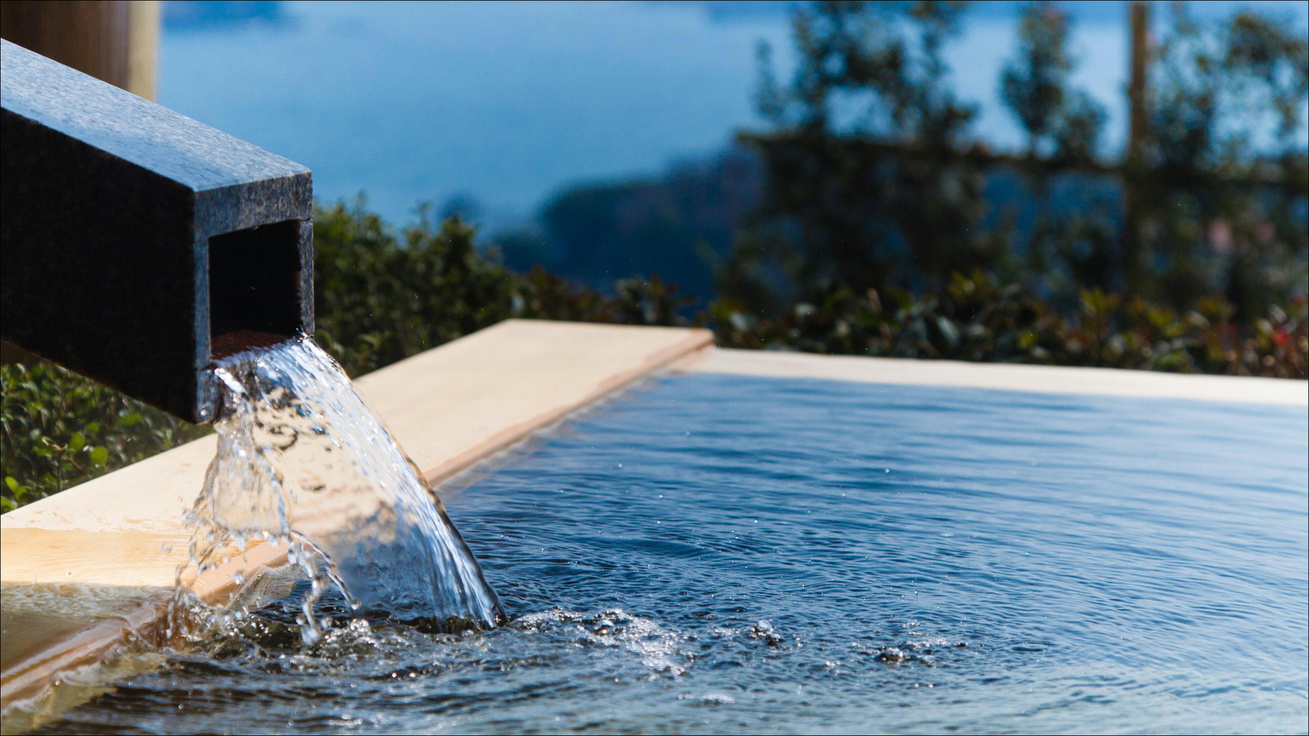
[723, 0, 1307, 321]
[711, 269, 1307, 380]
[1, 362, 209, 512]
[312, 202, 520, 377]
[313, 199, 689, 376]
[738, 0, 1005, 299]
[1000, 2, 1106, 163]
[1136, 4, 1309, 317]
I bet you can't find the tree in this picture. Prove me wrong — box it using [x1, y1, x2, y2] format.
[999, 2, 1111, 300]
[726, 0, 1004, 313]
[1141, 5, 1308, 315]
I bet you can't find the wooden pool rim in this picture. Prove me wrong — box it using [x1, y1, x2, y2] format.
[1, 319, 1302, 717]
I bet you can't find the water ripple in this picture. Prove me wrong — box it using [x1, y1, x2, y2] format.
[34, 374, 1308, 734]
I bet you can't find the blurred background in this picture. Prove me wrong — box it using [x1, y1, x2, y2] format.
[2, 1, 1306, 507]
[150, 1, 1307, 310]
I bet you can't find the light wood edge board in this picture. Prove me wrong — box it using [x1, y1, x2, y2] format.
[0, 320, 713, 713]
[681, 348, 1307, 406]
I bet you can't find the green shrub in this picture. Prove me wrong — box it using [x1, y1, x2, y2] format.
[313, 202, 521, 376]
[0, 362, 209, 512]
[313, 200, 687, 376]
[710, 269, 1308, 378]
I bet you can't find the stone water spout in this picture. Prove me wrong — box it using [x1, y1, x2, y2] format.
[0, 39, 313, 422]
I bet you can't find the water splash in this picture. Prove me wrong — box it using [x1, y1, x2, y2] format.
[176, 336, 501, 643]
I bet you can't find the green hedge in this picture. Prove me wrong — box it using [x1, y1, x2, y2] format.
[3, 203, 1303, 511]
[1, 362, 209, 512]
[313, 201, 687, 377]
[710, 271, 1308, 379]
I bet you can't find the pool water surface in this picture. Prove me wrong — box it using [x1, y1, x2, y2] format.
[36, 374, 1309, 734]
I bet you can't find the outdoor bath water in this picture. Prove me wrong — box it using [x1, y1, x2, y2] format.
[34, 372, 1309, 734]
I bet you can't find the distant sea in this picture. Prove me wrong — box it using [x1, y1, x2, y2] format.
[159, 0, 1308, 229]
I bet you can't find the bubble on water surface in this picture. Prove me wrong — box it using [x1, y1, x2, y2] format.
[514, 608, 694, 676]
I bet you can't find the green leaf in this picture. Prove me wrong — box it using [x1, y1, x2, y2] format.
[90, 446, 109, 466]
[4, 476, 17, 492]
[69, 432, 86, 453]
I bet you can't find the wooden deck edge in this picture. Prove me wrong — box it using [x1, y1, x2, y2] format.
[425, 327, 716, 485]
[686, 348, 1307, 406]
[1, 320, 712, 716]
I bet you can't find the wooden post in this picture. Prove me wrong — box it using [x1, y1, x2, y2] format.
[0, 0, 158, 100]
[0, 1, 157, 368]
[1122, 1, 1151, 296]
[127, 0, 159, 101]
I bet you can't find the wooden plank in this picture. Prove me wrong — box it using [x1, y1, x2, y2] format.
[354, 320, 720, 484]
[686, 348, 1307, 406]
[0, 529, 189, 587]
[0, 320, 713, 712]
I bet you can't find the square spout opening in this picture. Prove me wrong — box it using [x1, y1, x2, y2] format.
[208, 220, 306, 360]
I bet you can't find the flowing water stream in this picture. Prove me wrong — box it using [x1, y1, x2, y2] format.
[178, 336, 501, 642]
